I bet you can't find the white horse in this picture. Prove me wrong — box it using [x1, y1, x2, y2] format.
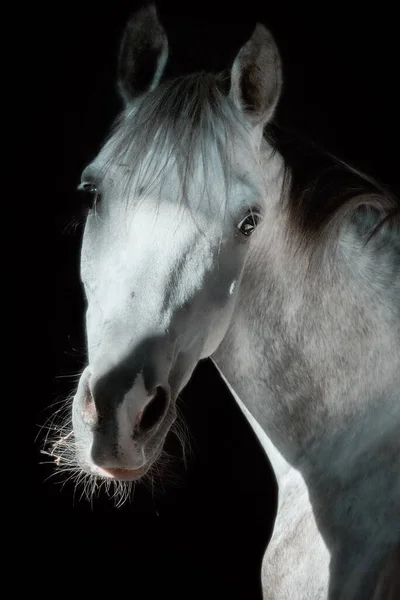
[53, 5, 399, 598]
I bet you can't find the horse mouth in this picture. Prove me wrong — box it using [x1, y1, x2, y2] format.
[92, 465, 149, 481]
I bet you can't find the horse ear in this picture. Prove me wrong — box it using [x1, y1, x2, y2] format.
[117, 3, 168, 105]
[229, 24, 282, 128]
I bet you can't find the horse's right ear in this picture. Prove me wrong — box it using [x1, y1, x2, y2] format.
[229, 24, 282, 130]
[117, 3, 168, 106]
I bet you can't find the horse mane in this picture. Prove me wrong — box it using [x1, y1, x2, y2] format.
[266, 123, 400, 257]
[101, 71, 244, 208]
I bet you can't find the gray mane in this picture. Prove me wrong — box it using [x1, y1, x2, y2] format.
[101, 72, 248, 204]
[265, 124, 400, 256]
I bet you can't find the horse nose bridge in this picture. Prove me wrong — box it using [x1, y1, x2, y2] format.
[86, 300, 173, 366]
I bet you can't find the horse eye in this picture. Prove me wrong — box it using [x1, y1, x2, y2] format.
[238, 211, 261, 237]
[78, 182, 100, 210]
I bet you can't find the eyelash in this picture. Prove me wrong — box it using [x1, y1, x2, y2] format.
[78, 182, 101, 210]
[64, 183, 100, 234]
[237, 208, 262, 237]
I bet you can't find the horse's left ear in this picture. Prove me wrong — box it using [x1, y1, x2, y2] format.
[117, 3, 168, 106]
[229, 24, 282, 129]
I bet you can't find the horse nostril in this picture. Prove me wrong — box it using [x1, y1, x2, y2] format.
[82, 387, 97, 427]
[139, 386, 168, 431]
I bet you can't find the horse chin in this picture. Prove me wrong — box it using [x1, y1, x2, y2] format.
[91, 464, 150, 482]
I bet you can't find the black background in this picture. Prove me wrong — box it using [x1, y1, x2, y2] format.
[22, 1, 398, 597]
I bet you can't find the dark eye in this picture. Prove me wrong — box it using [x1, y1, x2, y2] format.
[238, 210, 261, 237]
[78, 182, 100, 210]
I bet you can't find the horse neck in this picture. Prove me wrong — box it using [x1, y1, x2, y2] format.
[213, 148, 400, 487]
[212, 144, 399, 597]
